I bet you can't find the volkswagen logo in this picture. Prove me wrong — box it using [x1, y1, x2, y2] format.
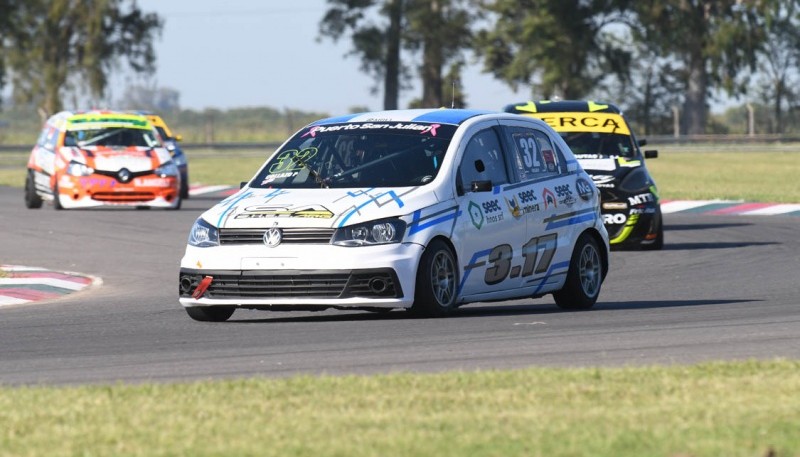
[263, 227, 282, 247]
[117, 168, 132, 183]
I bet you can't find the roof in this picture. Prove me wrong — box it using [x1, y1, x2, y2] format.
[504, 100, 622, 115]
[310, 108, 497, 126]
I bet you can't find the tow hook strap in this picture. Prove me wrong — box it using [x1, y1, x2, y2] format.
[192, 276, 213, 299]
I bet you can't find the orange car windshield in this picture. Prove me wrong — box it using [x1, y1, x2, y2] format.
[66, 127, 160, 148]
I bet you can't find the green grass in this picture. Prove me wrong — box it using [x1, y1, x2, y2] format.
[1, 360, 798, 456]
[648, 146, 800, 203]
[4, 145, 798, 203]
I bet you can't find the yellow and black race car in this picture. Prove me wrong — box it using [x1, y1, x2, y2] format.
[505, 100, 663, 250]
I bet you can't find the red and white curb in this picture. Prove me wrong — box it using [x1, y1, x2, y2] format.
[661, 200, 800, 217]
[189, 185, 237, 197]
[0, 265, 101, 307]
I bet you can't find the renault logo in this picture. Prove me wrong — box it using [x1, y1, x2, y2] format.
[263, 227, 282, 247]
[118, 168, 132, 183]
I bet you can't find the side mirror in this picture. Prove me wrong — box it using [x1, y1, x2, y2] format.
[239, 181, 248, 189]
[638, 138, 648, 147]
[175, 134, 183, 142]
[644, 150, 658, 159]
[471, 180, 493, 193]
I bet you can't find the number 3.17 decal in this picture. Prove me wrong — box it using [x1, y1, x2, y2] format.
[484, 233, 558, 285]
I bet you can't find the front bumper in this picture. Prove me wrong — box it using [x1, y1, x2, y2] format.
[603, 205, 660, 248]
[56, 173, 180, 208]
[178, 242, 424, 309]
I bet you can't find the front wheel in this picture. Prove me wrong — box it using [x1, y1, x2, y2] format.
[553, 233, 604, 310]
[53, 182, 64, 210]
[24, 170, 43, 209]
[410, 239, 458, 317]
[185, 306, 235, 322]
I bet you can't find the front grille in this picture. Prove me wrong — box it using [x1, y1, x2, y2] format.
[94, 169, 153, 180]
[92, 192, 155, 202]
[219, 228, 335, 245]
[179, 268, 402, 299]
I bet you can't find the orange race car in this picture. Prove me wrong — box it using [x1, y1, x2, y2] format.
[24, 111, 182, 210]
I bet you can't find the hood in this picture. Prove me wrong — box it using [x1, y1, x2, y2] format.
[204, 186, 441, 229]
[64, 146, 171, 173]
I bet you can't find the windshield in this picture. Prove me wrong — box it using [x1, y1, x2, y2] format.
[65, 127, 161, 148]
[559, 132, 637, 159]
[251, 122, 455, 188]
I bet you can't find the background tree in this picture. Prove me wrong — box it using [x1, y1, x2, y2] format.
[476, 0, 631, 100]
[633, 1, 770, 135]
[753, 0, 800, 133]
[0, 0, 25, 107]
[2, 0, 162, 119]
[319, 0, 407, 110]
[404, 0, 474, 108]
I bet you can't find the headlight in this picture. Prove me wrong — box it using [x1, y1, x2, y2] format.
[155, 160, 179, 177]
[332, 218, 406, 246]
[619, 168, 651, 193]
[66, 161, 94, 176]
[188, 218, 219, 247]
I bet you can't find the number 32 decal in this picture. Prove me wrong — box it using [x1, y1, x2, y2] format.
[484, 234, 557, 285]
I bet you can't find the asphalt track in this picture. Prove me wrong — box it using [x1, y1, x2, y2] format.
[1, 185, 798, 386]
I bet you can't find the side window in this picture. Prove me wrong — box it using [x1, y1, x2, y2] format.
[505, 127, 560, 181]
[459, 128, 508, 189]
[40, 127, 59, 151]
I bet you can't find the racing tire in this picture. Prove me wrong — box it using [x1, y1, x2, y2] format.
[24, 170, 43, 209]
[52, 182, 64, 210]
[410, 239, 458, 317]
[553, 233, 604, 310]
[641, 208, 664, 251]
[169, 197, 182, 211]
[185, 306, 235, 322]
[180, 180, 190, 200]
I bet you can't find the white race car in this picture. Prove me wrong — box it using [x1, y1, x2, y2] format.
[179, 109, 610, 321]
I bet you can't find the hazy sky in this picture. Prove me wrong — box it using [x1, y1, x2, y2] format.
[119, 0, 528, 115]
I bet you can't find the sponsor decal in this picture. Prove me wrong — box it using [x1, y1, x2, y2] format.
[555, 184, 575, 207]
[78, 177, 115, 188]
[505, 195, 540, 219]
[302, 122, 442, 138]
[468, 201, 484, 229]
[628, 192, 655, 206]
[542, 149, 557, 172]
[134, 177, 172, 187]
[603, 213, 628, 224]
[542, 188, 557, 209]
[469, 199, 504, 229]
[527, 112, 631, 135]
[576, 178, 593, 201]
[236, 204, 334, 219]
[517, 189, 538, 204]
[591, 175, 616, 188]
[603, 202, 628, 210]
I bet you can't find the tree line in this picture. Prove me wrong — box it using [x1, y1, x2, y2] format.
[2, 0, 799, 136]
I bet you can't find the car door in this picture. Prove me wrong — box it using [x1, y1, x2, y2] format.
[500, 121, 590, 295]
[452, 123, 529, 299]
